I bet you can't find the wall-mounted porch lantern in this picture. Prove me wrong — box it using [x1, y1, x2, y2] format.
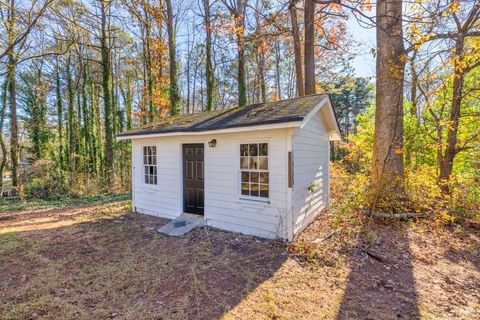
[208, 139, 217, 148]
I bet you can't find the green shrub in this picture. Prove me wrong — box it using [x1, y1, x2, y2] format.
[21, 160, 72, 200]
[25, 176, 72, 200]
[331, 161, 479, 224]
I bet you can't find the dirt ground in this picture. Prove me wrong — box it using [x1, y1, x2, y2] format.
[0, 198, 478, 319]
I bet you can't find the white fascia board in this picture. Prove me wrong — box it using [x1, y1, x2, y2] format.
[116, 121, 303, 141]
[299, 96, 329, 130]
[325, 97, 342, 141]
[299, 96, 342, 141]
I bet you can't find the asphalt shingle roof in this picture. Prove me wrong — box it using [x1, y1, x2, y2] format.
[118, 93, 328, 137]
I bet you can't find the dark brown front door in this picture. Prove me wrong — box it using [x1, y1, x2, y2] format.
[183, 144, 204, 215]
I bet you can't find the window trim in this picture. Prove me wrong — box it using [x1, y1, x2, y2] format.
[143, 145, 158, 185]
[237, 141, 270, 201]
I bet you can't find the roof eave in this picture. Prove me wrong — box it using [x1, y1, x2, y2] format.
[299, 95, 342, 141]
[116, 120, 304, 141]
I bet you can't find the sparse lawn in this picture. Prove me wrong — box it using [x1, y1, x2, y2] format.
[0, 197, 478, 319]
[0, 193, 130, 213]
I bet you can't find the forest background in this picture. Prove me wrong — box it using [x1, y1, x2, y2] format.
[0, 0, 478, 222]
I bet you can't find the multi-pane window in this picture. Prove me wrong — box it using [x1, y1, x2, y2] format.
[143, 146, 157, 185]
[240, 143, 269, 198]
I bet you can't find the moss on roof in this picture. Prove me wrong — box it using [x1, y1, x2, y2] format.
[118, 93, 328, 137]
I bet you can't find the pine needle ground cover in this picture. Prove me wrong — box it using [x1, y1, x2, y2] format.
[0, 197, 478, 319]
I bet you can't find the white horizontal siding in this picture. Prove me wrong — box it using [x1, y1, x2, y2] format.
[204, 129, 289, 239]
[292, 111, 330, 236]
[206, 220, 280, 239]
[132, 138, 183, 220]
[131, 129, 289, 240]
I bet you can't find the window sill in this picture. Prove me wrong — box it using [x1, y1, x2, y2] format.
[237, 197, 270, 205]
[137, 185, 159, 192]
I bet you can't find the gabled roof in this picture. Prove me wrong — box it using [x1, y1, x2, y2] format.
[117, 93, 341, 140]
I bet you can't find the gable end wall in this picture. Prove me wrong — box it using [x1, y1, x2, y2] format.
[292, 111, 330, 237]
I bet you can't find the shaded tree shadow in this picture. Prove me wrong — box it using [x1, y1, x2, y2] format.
[337, 219, 420, 319]
[442, 226, 480, 272]
[0, 208, 287, 320]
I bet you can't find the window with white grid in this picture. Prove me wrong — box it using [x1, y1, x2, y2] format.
[240, 143, 269, 198]
[143, 146, 157, 185]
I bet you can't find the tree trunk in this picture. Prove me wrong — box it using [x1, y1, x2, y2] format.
[232, 0, 247, 107]
[304, 0, 316, 95]
[31, 64, 47, 161]
[55, 57, 64, 172]
[257, 42, 266, 103]
[76, 89, 83, 172]
[8, 54, 18, 190]
[289, 0, 304, 96]
[125, 75, 133, 130]
[186, 29, 191, 114]
[200, 64, 205, 109]
[143, 4, 155, 121]
[203, 0, 214, 111]
[254, 19, 266, 103]
[141, 36, 148, 125]
[259, 54, 266, 102]
[371, 0, 405, 206]
[438, 36, 465, 193]
[82, 64, 91, 174]
[275, 37, 282, 100]
[7, 0, 19, 190]
[0, 78, 8, 192]
[166, 0, 180, 115]
[409, 49, 419, 118]
[192, 56, 198, 113]
[114, 52, 122, 134]
[90, 82, 101, 176]
[89, 76, 99, 176]
[66, 55, 77, 174]
[101, 0, 115, 184]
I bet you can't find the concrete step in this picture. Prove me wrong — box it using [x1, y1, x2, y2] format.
[157, 213, 205, 237]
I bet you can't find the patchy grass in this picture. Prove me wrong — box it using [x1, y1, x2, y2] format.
[0, 193, 130, 213]
[0, 199, 286, 319]
[0, 198, 479, 319]
[0, 232, 22, 256]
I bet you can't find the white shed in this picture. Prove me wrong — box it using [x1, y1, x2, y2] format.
[118, 94, 341, 241]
